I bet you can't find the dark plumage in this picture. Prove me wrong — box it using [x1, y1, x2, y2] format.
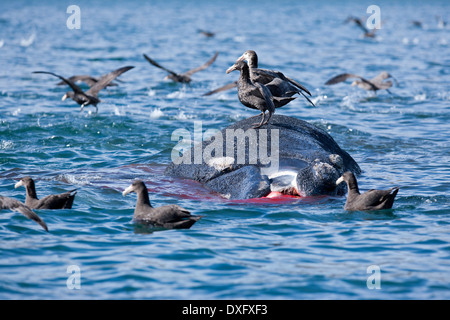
[0, 195, 48, 231]
[33, 66, 134, 112]
[236, 50, 315, 107]
[143, 52, 219, 83]
[198, 29, 215, 37]
[325, 71, 398, 93]
[345, 16, 377, 38]
[226, 60, 295, 128]
[56, 75, 120, 88]
[122, 180, 202, 229]
[15, 177, 76, 210]
[336, 171, 399, 211]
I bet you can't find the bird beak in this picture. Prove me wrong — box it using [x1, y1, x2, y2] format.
[14, 180, 24, 189]
[226, 64, 237, 74]
[235, 53, 245, 63]
[62, 94, 68, 101]
[336, 176, 344, 185]
[122, 185, 134, 196]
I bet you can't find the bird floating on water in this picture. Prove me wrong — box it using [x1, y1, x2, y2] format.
[226, 60, 295, 128]
[15, 176, 76, 210]
[0, 195, 48, 231]
[33, 66, 134, 113]
[122, 180, 202, 229]
[325, 71, 398, 93]
[336, 171, 399, 211]
[143, 51, 219, 83]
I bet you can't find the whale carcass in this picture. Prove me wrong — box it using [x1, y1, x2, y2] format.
[165, 115, 361, 200]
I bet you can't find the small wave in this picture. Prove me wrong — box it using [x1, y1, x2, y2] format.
[150, 108, 164, 119]
[20, 33, 36, 47]
[414, 93, 427, 101]
[1, 140, 14, 150]
[56, 173, 104, 186]
[311, 94, 327, 105]
[175, 111, 193, 120]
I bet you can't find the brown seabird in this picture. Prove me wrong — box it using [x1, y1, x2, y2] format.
[143, 52, 219, 83]
[122, 180, 202, 229]
[15, 176, 76, 210]
[336, 171, 399, 211]
[33, 66, 134, 112]
[0, 195, 48, 231]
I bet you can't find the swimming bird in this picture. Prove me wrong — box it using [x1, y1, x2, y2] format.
[15, 176, 77, 210]
[235, 50, 315, 107]
[325, 71, 398, 93]
[33, 66, 134, 112]
[336, 171, 399, 211]
[0, 195, 48, 231]
[226, 60, 295, 128]
[122, 180, 202, 229]
[345, 16, 378, 38]
[143, 51, 219, 83]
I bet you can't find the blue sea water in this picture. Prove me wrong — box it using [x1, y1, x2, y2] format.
[0, 0, 449, 300]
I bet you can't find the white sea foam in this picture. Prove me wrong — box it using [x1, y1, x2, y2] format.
[150, 108, 164, 119]
[20, 33, 36, 47]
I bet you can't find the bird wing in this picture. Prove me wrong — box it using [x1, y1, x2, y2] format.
[202, 81, 237, 96]
[148, 205, 192, 224]
[325, 73, 361, 85]
[346, 16, 370, 34]
[143, 54, 180, 77]
[86, 66, 134, 97]
[56, 75, 97, 87]
[184, 51, 219, 76]
[251, 68, 314, 106]
[254, 82, 275, 114]
[325, 73, 378, 90]
[33, 71, 86, 96]
[0, 196, 48, 231]
[38, 190, 77, 209]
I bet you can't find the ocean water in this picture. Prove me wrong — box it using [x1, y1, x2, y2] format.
[0, 0, 449, 300]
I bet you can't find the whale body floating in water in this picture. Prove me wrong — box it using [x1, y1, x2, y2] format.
[165, 115, 361, 200]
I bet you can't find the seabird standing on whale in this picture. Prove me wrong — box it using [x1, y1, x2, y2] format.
[143, 52, 219, 83]
[226, 60, 295, 128]
[325, 71, 398, 93]
[33, 66, 134, 112]
[15, 176, 76, 210]
[0, 195, 48, 231]
[235, 50, 315, 107]
[336, 171, 399, 211]
[122, 180, 202, 229]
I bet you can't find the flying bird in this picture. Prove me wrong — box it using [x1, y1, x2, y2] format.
[325, 71, 398, 93]
[0, 195, 48, 231]
[143, 51, 219, 83]
[33, 65, 134, 112]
